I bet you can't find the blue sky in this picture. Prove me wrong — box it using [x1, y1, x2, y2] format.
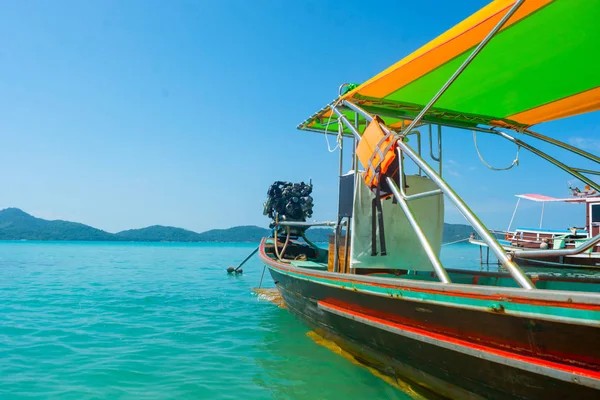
[1, 0, 597, 233]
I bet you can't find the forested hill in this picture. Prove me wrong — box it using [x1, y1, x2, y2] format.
[0, 208, 473, 243]
[0, 208, 116, 241]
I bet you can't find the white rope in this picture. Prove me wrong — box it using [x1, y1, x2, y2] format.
[323, 100, 343, 153]
[473, 130, 520, 171]
[441, 237, 471, 246]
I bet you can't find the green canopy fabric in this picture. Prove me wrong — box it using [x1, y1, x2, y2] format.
[299, 0, 600, 135]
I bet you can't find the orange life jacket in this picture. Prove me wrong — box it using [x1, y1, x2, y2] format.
[356, 117, 397, 188]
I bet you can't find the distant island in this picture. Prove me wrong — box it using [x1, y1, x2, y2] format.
[0, 208, 473, 243]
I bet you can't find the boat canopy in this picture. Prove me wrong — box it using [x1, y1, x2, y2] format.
[515, 194, 600, 203]
[299, 0, 600, 136]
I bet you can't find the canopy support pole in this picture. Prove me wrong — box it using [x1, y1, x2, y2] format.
[396, 0, 525, 137]
[386, 176, 451, 283]
[522, 129, 600, 164]
[507, 198, 521, 232]
[352, 113, 359, 171]
[573, 168, 600, 176]
[494, 131, 599, 192]
[428, 125, 443, 176]
[334, 121, 344, 272]
[438, 126, 443, 176]
[350, 113, 359, 274]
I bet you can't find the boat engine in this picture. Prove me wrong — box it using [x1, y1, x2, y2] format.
[263, 181, 313, 235]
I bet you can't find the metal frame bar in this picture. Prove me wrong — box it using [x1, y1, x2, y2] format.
[522, 129, 600, 164]
[437, 125, 443, 176]
[590, 203, 600, 234]
[343, 216, 351, 273]
[507, 198, 521, 232]
[341, 100, 535, 289]
[396, 0, 525, 137]
[573, 168, 600, 176]
[428, 125, 441, 162]
[333, 122, 345, 272]
[426, 124, 443, 175]
[493, 131, 599, 192]
[397, 148, 443, 200]
[347, 113, 359, 274]
[406, 129, 422, 175]
[399, 186, 443, 201]
[353, 112, 359, 170]
[386, 176, 451, 283]
[333, 220, 341, 272]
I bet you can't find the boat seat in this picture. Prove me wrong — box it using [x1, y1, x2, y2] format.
[553, 235, 568, 249]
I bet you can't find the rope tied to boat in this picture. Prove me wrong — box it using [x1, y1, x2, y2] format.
[323, 99, 343, 153]
[473, 130, 520, 171]
[273, 227, 292, 263]
[441, 237, 472, 246]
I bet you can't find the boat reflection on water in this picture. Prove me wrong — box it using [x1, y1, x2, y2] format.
[252, 295, 441, 400]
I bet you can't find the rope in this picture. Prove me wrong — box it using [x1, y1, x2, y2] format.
[473, 131, 520, 171]
[441, 237, 471, 246]
[323, 99, 343, 153]
[258, 265, 266, 288]
[273, 228, 291, 263]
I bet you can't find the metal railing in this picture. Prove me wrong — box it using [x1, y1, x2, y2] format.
[511, 233, 600, 258]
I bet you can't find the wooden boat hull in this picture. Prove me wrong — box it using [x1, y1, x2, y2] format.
[260, 241, 600, 399]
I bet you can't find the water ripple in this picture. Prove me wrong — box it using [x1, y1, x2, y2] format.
[0, 241, 417, 399]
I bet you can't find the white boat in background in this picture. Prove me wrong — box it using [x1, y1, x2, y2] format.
[470, 188, 600, 268]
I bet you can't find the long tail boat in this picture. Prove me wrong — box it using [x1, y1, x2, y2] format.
[470, 191, 600, 269]
[259, 1, 600, 398]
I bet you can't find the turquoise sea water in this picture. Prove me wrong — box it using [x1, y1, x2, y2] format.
[0, 241, 483, 399]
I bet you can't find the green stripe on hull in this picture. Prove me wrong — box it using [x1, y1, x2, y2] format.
[270, 265, 600, 326]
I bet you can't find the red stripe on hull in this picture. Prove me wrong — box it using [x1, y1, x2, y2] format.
[318, 300, 600, 382]
[319, 297, 600, 369]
